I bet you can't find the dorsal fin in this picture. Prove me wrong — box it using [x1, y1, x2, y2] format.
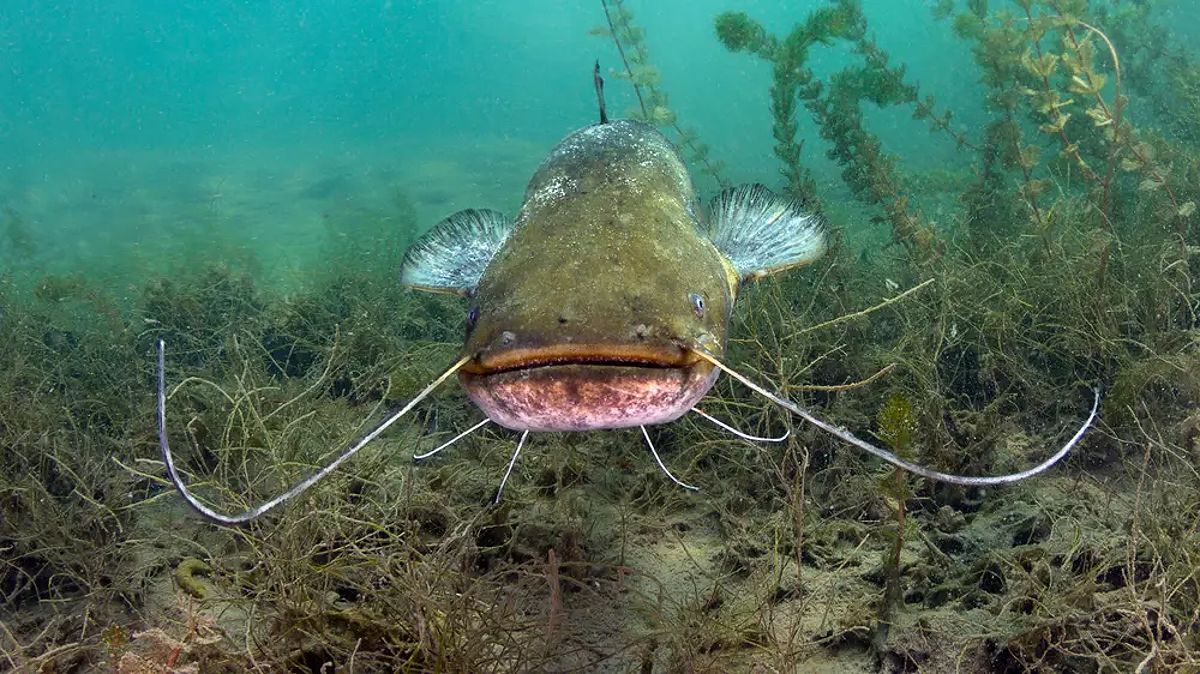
[594, 60, 608, 125]
[399, 209, 512, 295]
[704, 184, 827, 282]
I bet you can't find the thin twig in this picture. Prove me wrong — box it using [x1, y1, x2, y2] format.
[796, 279, 934, 338]
[600, 0, 647, 118]
[788, 363, 896, 392]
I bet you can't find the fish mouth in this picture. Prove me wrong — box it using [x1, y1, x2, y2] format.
[462, 343, 700, 375]
[459, 344, 716, 432]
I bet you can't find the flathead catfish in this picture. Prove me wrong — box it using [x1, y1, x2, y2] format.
[157, 88, 1099, 524]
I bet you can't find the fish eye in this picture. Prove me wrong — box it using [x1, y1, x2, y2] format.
[689, 293, 706, 318]
[466, 306, 480, 329]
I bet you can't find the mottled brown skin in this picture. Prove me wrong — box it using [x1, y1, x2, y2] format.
[460, 120, 738, 432]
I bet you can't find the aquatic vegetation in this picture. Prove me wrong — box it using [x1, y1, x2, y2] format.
[140, 265, 265, 367]
[716, 0, 1200, 273]
[716, 0, 965, 261]
[949, 0, 1196, 274]
[3, 1, 1200, 672]
[872, 392, 917, 652]
[1097, 1, 1200, 151]
[174, 558, 212, 600]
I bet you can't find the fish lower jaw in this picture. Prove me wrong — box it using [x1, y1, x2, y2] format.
[460, 363, 718, 432]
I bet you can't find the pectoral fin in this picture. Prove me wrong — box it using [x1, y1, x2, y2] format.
[705, 184, 827, 282]
[399, 209, 512, 295]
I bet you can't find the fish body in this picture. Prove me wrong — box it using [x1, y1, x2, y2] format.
[462, 120, 734, 431]
[400, 119, 826, 432]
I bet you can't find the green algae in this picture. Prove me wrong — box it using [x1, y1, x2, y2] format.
[174, 558, 213, 600]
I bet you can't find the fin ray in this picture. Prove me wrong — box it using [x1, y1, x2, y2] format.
[705, 185, 827, 281]
[399, 209, 512, 294]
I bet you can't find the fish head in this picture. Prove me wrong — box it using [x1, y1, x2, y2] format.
[460, 121, 736, 432]
[400, 120, 826, 434]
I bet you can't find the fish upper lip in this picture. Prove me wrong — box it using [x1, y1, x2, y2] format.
[463, 343, 699, 375]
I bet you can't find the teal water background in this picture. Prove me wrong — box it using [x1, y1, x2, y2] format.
[0, 1, 1191, 293]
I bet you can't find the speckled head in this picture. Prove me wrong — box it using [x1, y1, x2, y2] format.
[399, 118, 827, 433]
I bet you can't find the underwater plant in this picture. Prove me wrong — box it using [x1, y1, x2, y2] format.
[593, 0, 730, 190]
[714, 0, 969, 261]
[1096, 1, 1200, 152]
[871, 391, 917, 653]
